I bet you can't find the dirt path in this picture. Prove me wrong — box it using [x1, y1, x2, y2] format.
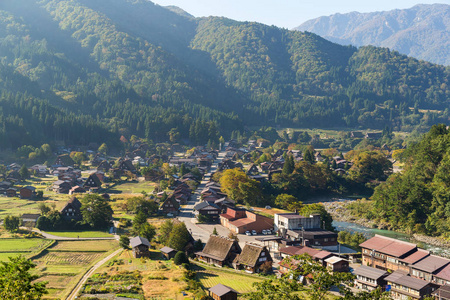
[31, 228, 118, 240]
[66, 248, 122, 300]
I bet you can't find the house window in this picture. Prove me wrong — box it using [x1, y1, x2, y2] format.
[259, 257, 267, 262]
[261, 252, 265, 256]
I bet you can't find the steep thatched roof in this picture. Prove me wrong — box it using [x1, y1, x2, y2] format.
[196, 235, 240, 261]
[234, 243, 269, 267]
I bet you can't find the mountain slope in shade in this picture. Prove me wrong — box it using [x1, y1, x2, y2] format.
[294, 4, 450, 66]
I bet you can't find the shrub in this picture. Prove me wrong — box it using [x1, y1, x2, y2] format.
[173, 251, 188, 265]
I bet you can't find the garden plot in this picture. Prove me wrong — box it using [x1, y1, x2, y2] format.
[36, 251, 104, 265]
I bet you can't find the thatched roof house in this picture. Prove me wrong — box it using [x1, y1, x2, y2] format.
[195, 235, 241, 267]
[233, 243, 272, 273]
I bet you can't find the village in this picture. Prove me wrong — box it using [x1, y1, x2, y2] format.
[0, 133, 447, 300]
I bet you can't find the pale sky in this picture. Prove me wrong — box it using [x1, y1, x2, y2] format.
[150, 0, 449, 29]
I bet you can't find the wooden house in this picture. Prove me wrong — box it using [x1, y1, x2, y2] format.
[208, 284, 238, 300]
[6, 188, 17, 197]
[354, 265, 389, 292]
[54, 154, 74, 167]
[385, 271, 436, 300]
[130, 236, 151, 258]
[325, 256, 349, 272]
[195, 235, 241, 267]
[194, 202, 221, 222]
[160, 246, 177, 259]
[21, 213, 40, 226]
[433, 285, 450, 300]
[60, 197, 82, 221]
[84, 173, 102, 189]
[233, 243, 272, 273]
[52, 180, 72, 194]
[20, 186, 36, 199]
[160, 197, 179, 215]
[360, 235, 419, 272]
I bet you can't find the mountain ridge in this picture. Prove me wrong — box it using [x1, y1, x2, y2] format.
[0, 0, 448, 149]
[294, 4, 450, 66]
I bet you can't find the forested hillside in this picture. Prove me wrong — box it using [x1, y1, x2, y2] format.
[353, 124, 450, 238]
[0, 0, 448, 149]
[295, 4, 450, 66]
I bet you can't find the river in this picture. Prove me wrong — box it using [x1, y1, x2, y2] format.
[333, 217, 450, 257]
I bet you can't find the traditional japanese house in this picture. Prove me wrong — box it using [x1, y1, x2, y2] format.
[233, 243, 272, 273]
[195, 235, 241, 267]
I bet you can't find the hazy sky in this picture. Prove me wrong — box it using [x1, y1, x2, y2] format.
[150, 0, 448, 29]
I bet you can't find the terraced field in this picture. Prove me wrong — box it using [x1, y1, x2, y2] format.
[36, 251, 104, 265]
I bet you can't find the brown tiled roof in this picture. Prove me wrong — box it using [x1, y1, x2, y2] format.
[411, 255, 450, 274]
[400, 249, 430, 264]
[234, 244, 270, 268]
[196, 235, 239, 262]
[435, 264, 450, 282]
[313, 250, 333, 260]
[359, 235, 416, 257]
[280, 246, 320, 257]
[229, 218, 254, 227]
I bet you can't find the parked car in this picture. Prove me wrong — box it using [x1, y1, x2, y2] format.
[265, 206, 271, 209]
[262, 230, 268, 235]
[251, 230, 257, 235]
[245, 231, 252, 236]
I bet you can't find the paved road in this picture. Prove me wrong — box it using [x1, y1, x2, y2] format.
[66, 248, 122, 300]
[178, 145, 273, 250]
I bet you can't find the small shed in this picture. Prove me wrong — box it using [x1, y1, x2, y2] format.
[208, 283, 238, 300]
[325, 256, 349, 272]
[21, 214, 41, 227]
[160, 246, 177, 259]
[20, 186, 36, 199]
[6, 188, 17, 197]
[130, 236, 151, 258]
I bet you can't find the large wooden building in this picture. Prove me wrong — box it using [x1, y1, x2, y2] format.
[195, 235, 241, 267]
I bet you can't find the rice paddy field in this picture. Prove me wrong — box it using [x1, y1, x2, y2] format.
[32, 240, 119, 299]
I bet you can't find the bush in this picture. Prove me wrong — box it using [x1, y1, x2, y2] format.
[173, 251, 189, 265]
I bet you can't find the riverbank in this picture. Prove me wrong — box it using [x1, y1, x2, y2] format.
[323, 199, 450, 253]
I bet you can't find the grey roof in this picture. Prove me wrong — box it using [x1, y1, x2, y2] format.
[194, 202, 220, 211]
[353, 265, 389, 280]
[209, 283, 238, 297]
[21, 186, 36, 191]
[130, 236, 151, 248]
[411, 255, 450, 273]
[386, 272, 430, 290]
[160, 246, 176, 254]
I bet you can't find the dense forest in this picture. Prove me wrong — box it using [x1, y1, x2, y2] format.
[0, 0, 448, 149]
[349, 124, 450, 238]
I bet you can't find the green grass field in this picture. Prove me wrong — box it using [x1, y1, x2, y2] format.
[193, 263, 264, 293]
[44, 230, 113, 238]
[0, 238, 49, 251]
[107, 180, 156, 194]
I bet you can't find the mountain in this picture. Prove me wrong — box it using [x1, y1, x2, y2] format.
[294, 4, 450, 66]
[0, 0, 448, 150]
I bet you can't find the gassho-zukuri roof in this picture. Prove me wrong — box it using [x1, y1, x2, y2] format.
[209, 283, 238, 296]
[234, 243, 268, 267]
[195, 235, 239, 262]
[130, 236, 151, 248]
[353, 265, 389, 280]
